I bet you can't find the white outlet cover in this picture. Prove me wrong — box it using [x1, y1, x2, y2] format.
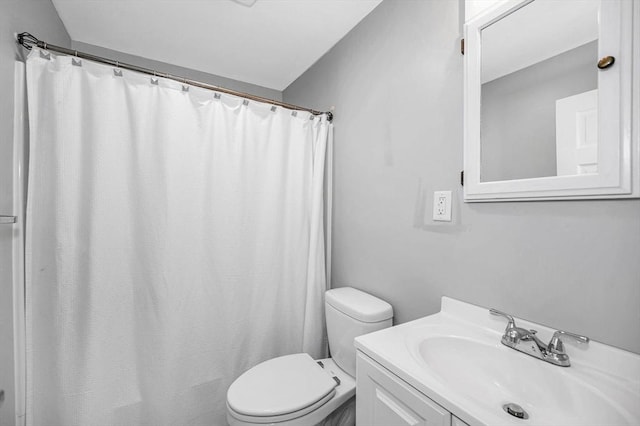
[433, 191, 452, 221]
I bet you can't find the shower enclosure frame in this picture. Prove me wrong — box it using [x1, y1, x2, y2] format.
[12, 60, 28, 426]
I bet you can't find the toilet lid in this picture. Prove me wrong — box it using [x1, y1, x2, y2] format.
[227, 353, 338, 418]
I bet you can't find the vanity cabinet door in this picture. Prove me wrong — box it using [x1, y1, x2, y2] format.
[356, 352, 451, 426]
[452, 415, 470, 426]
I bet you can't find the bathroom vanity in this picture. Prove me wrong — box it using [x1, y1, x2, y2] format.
[354, 297, 640, 426]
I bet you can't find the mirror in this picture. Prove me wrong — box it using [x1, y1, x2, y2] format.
[463, 0, 638, 201]
[480, 0, 598, 182]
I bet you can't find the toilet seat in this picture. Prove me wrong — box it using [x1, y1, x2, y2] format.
[227, 353, 338, 423]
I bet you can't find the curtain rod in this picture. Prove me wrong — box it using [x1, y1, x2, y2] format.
[17, 32, 333, 122]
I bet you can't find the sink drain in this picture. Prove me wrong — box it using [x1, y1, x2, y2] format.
[503, 403, 529, 419]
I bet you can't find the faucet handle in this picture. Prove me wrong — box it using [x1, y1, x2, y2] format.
[489, 308, 516, 329]
[548, 330, 590, 354]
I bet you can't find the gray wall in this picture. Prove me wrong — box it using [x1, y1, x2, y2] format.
[0, 2, 71, 425]
[481, 41, 597, 182]
[72, 41, 282, 101]
[284, 0, 640, 353]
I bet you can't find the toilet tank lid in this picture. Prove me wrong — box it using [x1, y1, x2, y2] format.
[325, 287, 393, 323]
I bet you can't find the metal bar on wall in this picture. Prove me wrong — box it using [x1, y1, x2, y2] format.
[16, 32, 333, 121]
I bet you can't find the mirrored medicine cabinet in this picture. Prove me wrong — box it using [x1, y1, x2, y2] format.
[463, 0, 639, 201]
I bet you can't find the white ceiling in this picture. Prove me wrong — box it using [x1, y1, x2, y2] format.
[52, 0, 383, 91]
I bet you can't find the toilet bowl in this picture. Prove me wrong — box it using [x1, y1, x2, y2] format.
[226, 287, 393, 426]
[226, 355, 354, 426]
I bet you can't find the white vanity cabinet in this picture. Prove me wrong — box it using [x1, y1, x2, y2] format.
[356, 352, 469, 426]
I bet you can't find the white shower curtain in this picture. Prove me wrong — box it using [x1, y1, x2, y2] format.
[25, 48, 330, 426]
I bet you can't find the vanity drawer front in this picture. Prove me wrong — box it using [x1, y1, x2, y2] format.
[356, 352, 450, 426]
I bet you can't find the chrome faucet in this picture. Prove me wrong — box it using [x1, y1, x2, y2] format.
[490, 309, 589, 367]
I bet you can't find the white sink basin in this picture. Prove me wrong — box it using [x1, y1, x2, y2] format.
[355, 298, 640, 426]
[415, 333, 636, 425]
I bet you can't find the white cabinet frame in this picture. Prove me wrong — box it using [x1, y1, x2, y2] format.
[463, 0, 639, 201]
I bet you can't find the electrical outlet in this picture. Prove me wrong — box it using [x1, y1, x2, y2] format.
[433, 191, 452, 221]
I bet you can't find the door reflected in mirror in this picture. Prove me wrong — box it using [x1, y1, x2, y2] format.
[479, 0, 599, 182]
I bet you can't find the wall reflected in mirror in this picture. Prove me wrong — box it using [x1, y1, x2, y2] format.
[480, 0, 599, 182]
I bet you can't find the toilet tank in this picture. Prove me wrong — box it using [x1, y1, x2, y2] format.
[325, 287, 393, 377]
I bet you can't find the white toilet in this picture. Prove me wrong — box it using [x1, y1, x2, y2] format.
[226, 287, 393, 426]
